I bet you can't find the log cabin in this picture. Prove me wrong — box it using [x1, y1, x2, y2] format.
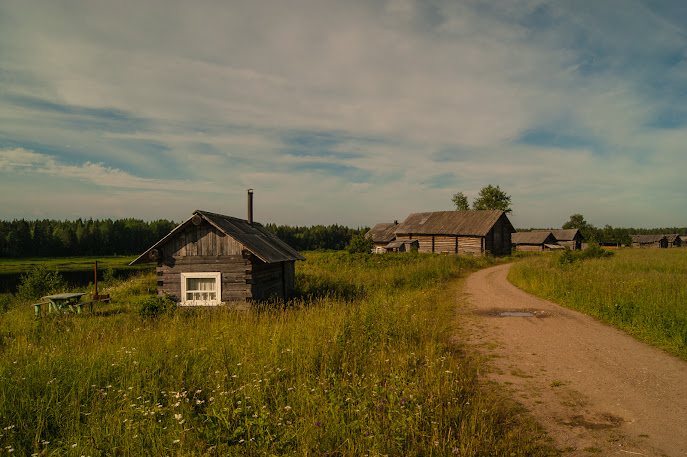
[631, 234, 668, 248]
[393, 210, 514, 256]
[366, 221, 400, 253]
[511, 231, 562, 252]
[546, 229, 584, 250]
[664, 234, 682, 248]
[130, 193, 305, 307]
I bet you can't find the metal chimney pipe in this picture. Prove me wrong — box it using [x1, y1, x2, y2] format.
[247, 188, 254, 224]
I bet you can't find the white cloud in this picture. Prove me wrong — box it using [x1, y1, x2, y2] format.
[1, 0, 686, 227]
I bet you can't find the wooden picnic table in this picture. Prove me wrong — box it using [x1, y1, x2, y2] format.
[36, 292, 87, 316]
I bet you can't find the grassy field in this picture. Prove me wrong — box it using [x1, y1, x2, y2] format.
[0, 256, 148, 275]
[509, 248, 687, 361]
[0, 252, 556, 456]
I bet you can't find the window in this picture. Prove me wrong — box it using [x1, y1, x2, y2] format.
[181, 272, 221, 305]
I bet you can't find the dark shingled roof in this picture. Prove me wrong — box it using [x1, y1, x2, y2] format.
[631, 234, 667, 244]
[547, 229, 581, 242]
[130, 210, 305, 265]
[394, 210, 514, 237]
[366, 222, 399, 243]
[664, 234, 680, 243]
[512, 231, 557, 245]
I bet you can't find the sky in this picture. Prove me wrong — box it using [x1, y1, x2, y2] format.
[1, 0, 687, 229]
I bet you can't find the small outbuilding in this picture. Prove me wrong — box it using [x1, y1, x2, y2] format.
[512, 231, 562, 252]
[384, 239, 419, 253]
[664, 234, 682, 248]
[548, 229, 584, 250]
[393, 210, 515, 256]
[130, 196, 305, 306]
[631, 234, 668, 249]
[366, 221, 400, 254]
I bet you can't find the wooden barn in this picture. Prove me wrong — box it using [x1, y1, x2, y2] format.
[393, 210, 514, 256]
[681, 236, 687, 247]
[631, 234, 668, 249]
[512, 231, 561, 252]
[130, 198, 305, 306]
[366, 221, 400, 254]
[665, 234, 682, 248]
[547, 229, 584, 250]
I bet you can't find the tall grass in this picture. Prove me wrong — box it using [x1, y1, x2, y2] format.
[509, 248, 687, 360]
[0, 253, 554, 456]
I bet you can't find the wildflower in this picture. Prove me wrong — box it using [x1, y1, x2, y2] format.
[400, 397, 406, 404]
[315, 421, 322, 427]
[174, 414, 182, 420]
[173, 439, 180, 444]
[284, 405, 292, 411]
[71, 444, 77, 448]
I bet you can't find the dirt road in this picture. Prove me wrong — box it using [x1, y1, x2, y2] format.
[460, 263, 687, 457]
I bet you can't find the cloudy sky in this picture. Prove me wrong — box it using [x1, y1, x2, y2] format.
[2, 0, 686, 229]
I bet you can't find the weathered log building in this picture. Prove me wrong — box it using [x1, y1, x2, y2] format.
[545, 229, 584, 250]
[131, 194, 304, 306]
[393, 210, 514, 256]
[512, 231, 561, 252]
[665, 234, 682, 248]
[366, 221, 400, 254]
[631, 234, 668, 249]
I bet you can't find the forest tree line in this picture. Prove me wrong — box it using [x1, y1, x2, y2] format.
[0, 218, 368, 258]
[1, 214, 684, 259]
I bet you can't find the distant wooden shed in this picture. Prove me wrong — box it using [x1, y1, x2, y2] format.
[631, 234, 668, 249]
[366, 221, 400, 254]
[548, 229, 584, 250]
[384, 239, 419, 253]
[512, 231, 561, 252]
[681, 236, 687, 247]
[393, 210, 514, 256]
[130, 207, 305, 306]
[664, 234, 682, 248]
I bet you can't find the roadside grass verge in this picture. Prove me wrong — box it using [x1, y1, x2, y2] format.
[1, 252, 555, 456]
[508, 248, 687, 361]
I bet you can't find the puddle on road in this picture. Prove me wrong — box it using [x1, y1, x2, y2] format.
[499, 312, 534, 317]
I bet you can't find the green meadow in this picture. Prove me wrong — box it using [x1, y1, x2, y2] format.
[509, 248, 687, 361]
[0, 252, 554, 457]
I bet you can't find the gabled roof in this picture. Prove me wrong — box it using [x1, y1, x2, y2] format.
[366, 222, 399, 243]
[631, 234, 667, 244]
[394, 210, 514, 237]
[664, 234, 680, 243]
[512, 231, 557, 245]
[549, 229, 581, 242]
[532, 229, 581, 242]
[130, 210, 305, 265]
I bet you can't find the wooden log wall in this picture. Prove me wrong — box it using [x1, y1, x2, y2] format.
[251, 261, 295, 301]
[457, 237, 483, 255]
[156, 255, 252, 302]
[515, 244, 544, 252]
[396, 235, 485, 255]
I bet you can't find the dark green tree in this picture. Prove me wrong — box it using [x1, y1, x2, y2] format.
[451, 192, 469, 211]
[472, 185, 513, 214]
[562, 214, 588, 230]
[346, 233, 374, 254]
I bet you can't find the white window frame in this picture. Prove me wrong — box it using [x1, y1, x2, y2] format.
[180, 272, 222, 306]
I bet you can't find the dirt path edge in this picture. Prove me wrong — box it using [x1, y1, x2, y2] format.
[459, 263, 687, 457]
